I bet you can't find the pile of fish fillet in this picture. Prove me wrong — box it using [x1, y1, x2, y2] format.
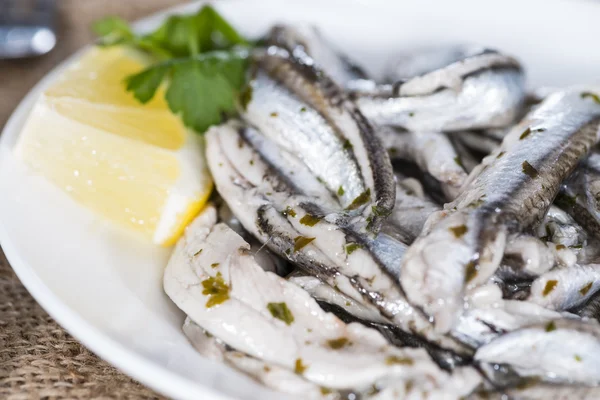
[164, 25, 600, 400]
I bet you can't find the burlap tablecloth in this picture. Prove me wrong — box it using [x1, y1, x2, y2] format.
[0, 1, 188, 398]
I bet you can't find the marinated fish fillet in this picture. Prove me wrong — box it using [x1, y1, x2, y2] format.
[183, 318, 337, 399]
[266, 24, 366, 86]
[401, 89, 600, 333]
[475, 319, 600, 385]
[377, 127, 467, 197]
[206, 121, 467, 353]
[165, 204, 473, 391]
[527, 264, 600, 311]
[242, 49, 395, 232]
[351, 46, 525, 132]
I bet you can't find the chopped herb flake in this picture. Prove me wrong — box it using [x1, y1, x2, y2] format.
[543, 280, 558, 296]
[194, 249, 203, 256]
[210, 262, 220, 268]
[449, 224, 468, 238]
[496, 151, 506, 159]
[522, 161, 538, 178]
[346, 189, 371, 210]
[337, 186, 345, 196]
[267, 302, 294, 325]
[294, 236, 315, 252]
[283, 206, 296, 218]
[270, 112, 278, 117]
[320, 387, 332, 395]
[385, 356, 414, 365]
[575, 354, 582, 362]
[299, 214, 322, 227]
[327, 337, 349, 349]
[465, 261, 478, 283]
[240, 85, 253, 110]
[300, 106, 307, 112]
[294, 358, 307, 374]
[580, 282, 593, 296]
[408, 112, 415, 117]
[249, 159, 254, 165]
[201, 272, 230, 308]
[519, 128, 531, 140]
[346, 243, 361, 255]
[581, 92, 600, 104]
[342, 139, 353, 150]
[454, 156, 464, 168]
[545, 321, 556, 332]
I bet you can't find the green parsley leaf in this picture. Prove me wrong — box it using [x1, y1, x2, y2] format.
[267, 302, 294, 325]
[125, 64, 169, 103]
[165, 53, 248, 133]
[94, 5, 252, 134]
[93, 17, 133, 45]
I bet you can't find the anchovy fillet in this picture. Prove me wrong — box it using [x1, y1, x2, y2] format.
[528, 264, 600, 312]
[242, 49, 395, 231]
[475, 319, 600, 385]
[401, 89, 600, 333]
[206, 121, 468, 353]
[165, 204, 469, 390]
[266, 24, 366, 86]
[351, 46, 525, 132]
[377, 126, 467, 197]
[183, 318, 335, 399]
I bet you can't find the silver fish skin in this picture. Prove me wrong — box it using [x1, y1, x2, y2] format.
[401, 89, 600, 334]
[242, 49, 395, 231]
[475, 319, 600, 385]
[377, 126, 468, 197]
[206, 122, 466, 353]
[266, 24, 366, 86]
[528, 264, 600, 312]
[352, 46, 525, 132]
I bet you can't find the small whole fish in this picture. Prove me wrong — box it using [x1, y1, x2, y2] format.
[400, 89, 600, 333]
[350, 45, 526, 132]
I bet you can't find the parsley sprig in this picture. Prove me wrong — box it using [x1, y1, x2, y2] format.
[93, 5, 252, 133]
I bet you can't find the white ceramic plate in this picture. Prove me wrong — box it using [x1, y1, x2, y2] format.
[2, 0, 600, 399]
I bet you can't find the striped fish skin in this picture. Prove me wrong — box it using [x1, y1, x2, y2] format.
[242, 49, 395, 233]
[206, 121, 471, 354]
[266, 24, 366, 86]
[351, 46, 526, 132]
[400, 89, 600, 334]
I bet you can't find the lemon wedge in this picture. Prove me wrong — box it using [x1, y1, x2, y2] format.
[15, 46, 213, 246]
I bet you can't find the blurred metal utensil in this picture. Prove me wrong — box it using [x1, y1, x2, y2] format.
[0, 0, 57, 59]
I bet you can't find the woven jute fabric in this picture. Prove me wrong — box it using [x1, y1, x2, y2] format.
[0, 1, 187, 398]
